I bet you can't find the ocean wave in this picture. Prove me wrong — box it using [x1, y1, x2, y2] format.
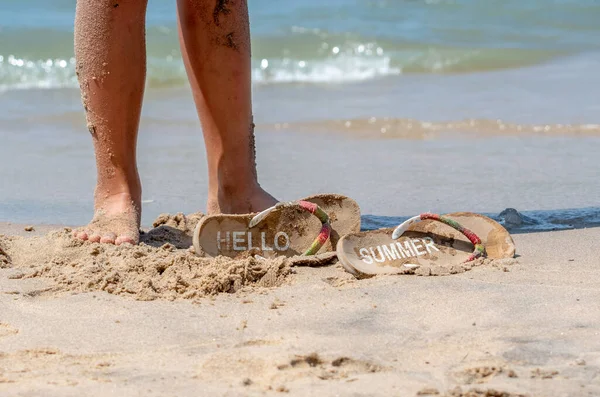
[0, 41, 567, 91]
[0, 53, 401, 91]
[0, 21, 573, 91]
[251, 53, 400, 84]
[3, 0, 600, 92]
[0, 55, 77, 91]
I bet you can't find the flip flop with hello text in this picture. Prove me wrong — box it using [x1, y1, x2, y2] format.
[302, 193, 361, 246]
[336, 212, 516, 278]
[193, 194, 361, 259]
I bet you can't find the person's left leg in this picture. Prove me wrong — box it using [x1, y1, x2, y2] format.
[177, 0, 277, 214]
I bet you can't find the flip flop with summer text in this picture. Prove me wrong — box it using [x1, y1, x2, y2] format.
[193, 194, 361, 259]
[337, 212, 515, 278]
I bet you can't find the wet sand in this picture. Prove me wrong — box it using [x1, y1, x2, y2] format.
[1, 221, 599, 396]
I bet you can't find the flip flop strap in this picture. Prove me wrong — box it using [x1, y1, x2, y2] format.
[392, 213, 486, 262]
[249, 200, 331, 256]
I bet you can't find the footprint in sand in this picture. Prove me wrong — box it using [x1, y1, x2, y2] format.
[454, 365, 518, 385]
[0, 323, 19, 338]
[275, 353, 382, 380]
[198, 351, 382, 391]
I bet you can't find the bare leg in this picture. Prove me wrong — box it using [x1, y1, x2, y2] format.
[72, 0, 147, 245]
[177, 0, 277, 214]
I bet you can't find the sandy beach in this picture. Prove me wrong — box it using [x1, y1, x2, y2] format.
[1, 218, 599, 397]
[3, 1, 600, 395]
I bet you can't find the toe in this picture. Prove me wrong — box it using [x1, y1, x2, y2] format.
[116, 235, 136, 246]
[88, 233, 102, 243]
[100, 233, 117, 244]
[74, 230, 89, 241]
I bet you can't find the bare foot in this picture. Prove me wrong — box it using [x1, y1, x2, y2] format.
[73, 192, 141, 245]
[207, 185, 278, 215]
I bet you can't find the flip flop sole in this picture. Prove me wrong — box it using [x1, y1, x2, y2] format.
[337, 212, 515, 278]
[194, 203, 332, 259]
[302, 193, 361, 246]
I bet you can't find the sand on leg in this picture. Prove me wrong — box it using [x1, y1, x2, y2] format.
[72, 0, 147, 245]
[177, 0, 277, 215]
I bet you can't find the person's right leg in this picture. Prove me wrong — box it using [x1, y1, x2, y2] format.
[177, 0, 277, 215]
[72, 0, 147, 245]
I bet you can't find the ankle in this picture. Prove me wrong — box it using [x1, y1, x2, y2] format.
[213, 163, 259, 197]
[218, 177, 259, 196]
[94, 179, 142, 212]
[207, 183, 276, 215]
[212, 145, 258, 182]
[208, 183, 257, 213]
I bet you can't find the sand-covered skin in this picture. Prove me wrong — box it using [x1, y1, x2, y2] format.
[72, 207, 141, 244]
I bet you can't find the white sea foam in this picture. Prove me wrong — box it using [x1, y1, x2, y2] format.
[251, 54, 401, 84]
[0, 52, 403, 92]
[0, 55, 77, 92]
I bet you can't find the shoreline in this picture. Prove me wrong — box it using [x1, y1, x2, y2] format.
[3, 200, 600, 236]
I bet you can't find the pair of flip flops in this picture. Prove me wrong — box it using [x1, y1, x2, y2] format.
[192, 194, 516, 278]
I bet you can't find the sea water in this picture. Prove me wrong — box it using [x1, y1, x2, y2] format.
[2, 0, 600, 89]
[0, 0, 599, 228]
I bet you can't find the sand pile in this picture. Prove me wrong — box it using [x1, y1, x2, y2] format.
[0, 213, 297, 301]
[0, 240, 10, 269]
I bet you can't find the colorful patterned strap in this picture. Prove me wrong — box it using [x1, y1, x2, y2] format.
[392, 213, 486, 262]
[249, 200, 331, 256]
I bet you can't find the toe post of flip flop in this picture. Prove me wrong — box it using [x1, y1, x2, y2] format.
[193, 194, 361, 259]
[336, 212, 516, 279]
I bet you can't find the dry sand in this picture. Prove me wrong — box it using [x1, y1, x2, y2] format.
[0, 218, 599, 396]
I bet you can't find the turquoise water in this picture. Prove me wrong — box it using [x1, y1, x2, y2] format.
[2, 0, 600, 89]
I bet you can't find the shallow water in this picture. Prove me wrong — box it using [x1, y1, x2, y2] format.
[1, 1, 599, 231]
[1, 110, 599, 231]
